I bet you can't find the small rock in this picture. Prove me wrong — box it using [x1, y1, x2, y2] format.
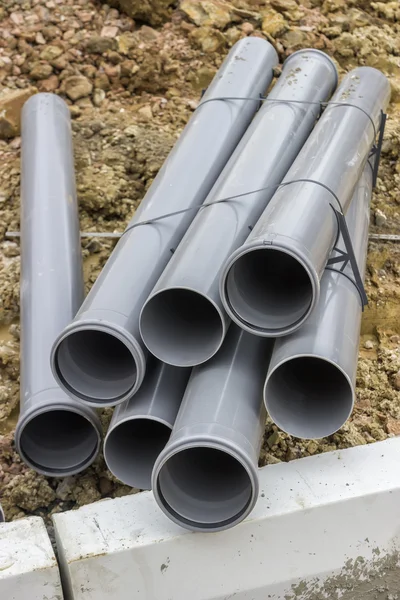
[9, 324, 20, 340]
[138, 25, 160, 42]
[241, 22, 254, 35]
[306, 440, 318, 455]
[120, 60, 139, 78]
[181, 0, 232, 29]
[138, 104, 153, 121]
[281, 29, 308, 49]
[85, 36, 117, 54]
[393, 371, 400, 391]
[69, 105, 81, 118]
[9, 137, 21, 150]
[93, 88, 106, 107]
[124, 124, 140, 137]
[85, 238, 102, 253]
[225, 27, 242, 45]
[386, 416, 400, 435]
[189, 27, 227, 53]
[390, 335, 400, 344]
[94, 73, 111, 91]
[114, 0, 175, 26]
[42, 25, 61, 41]
[75, 97, 93, 109]
[71, 475, 101, 505]
[0, 87, 37, 139]
[35, 32, 46, 45]
[262, 9, 288, 37]
[51, 55, 69, 71]
[375, 209, 387, 227]
[107, 50, 122, 65]
[39, 45, 63, 61]
[188, 65, 216, 91]
[64, 75, 93, 101]
[99, 477, 113, 495]
[38, 75, 59, 92]
[10, 12, 24, 26]
[286, 446, 301, 461]
[101, 26, 119, 38]
[267, 430, 280, 448]
[30, 62, 53, 80]
[103, 64, 121, 79]
[271, 0, 299, 12]
[56, 476, 76, 500]
[2, 242, 19, 257]
[364, 340, 374, 349]
[118, 32, 137, 55]
[260, 451, 282, 465]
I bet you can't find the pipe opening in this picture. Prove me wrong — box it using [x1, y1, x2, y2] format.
[265, 357, 353, 439]
[19, 410, 99, 474]
[55, 330, 137, 404]
[105, 419, 171, 490]
[225, 248, 313, 333]
[157, 447, 252, 529]
[140, 289, 224, 367]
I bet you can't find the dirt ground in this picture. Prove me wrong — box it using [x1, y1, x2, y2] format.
[0, 0, 399, 522]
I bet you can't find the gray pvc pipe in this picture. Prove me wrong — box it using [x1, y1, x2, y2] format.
[264, 162, 373, 439]
[220, 66, 390, 337]
[152, 325, 273, 532]
[139, 49, 338, 367]
[14, 94, 102, 477]
[50, 38, 278, 408]
[104, 359, 190, 490]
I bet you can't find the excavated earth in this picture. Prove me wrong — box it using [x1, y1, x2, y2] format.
[0, 0, 399, 523]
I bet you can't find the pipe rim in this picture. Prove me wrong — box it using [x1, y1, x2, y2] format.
[220, 242, 319, 337]
[152, 437, 259, 532]
[139, 286, 227, 367]
[104, 415, 173, 489]
[51, 320, 146, 407]
[284, 49, 338, 89]
[15, 403, 102, 477]
[264, 353, 355, 439]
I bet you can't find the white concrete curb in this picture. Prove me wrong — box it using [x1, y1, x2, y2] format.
[0, 516, 63, 600]
[53, 437, 400, 600]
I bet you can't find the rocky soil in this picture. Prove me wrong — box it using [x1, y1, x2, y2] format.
[0, 0, 399, 521]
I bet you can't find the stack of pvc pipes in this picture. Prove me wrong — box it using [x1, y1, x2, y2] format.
[15, 37, 390, 533]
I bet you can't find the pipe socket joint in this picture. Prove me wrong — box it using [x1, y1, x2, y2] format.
[51, 310, 147, 407]
[220, 234, 320, 337]
[152, 428, 259, 532]
[15, 389, 102, 476]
